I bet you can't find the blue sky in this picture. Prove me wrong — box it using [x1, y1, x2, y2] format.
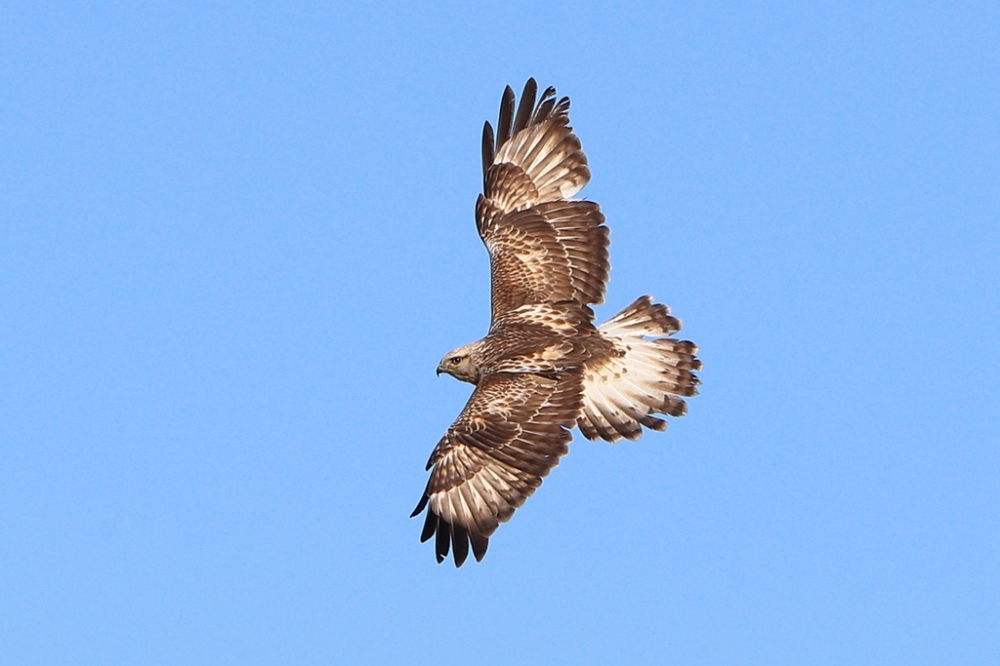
[2, 2, 998, 664]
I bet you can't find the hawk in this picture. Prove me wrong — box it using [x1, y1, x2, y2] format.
[411, 79, 701, 566]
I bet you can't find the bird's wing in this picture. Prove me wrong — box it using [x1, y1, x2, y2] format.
[477, 79, 610, 323]
[411, 370, 582, 566]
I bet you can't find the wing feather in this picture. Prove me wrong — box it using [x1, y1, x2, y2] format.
[495, 85, 515, 154]
[512, 78, 537, 137]
[476, 79, 608, 323]
[481, 121, 495, 182]
[478, 198, 609, 322]
[411, 371, 582, 567]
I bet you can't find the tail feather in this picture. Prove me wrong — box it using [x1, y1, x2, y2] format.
[579, 296, 701, 443]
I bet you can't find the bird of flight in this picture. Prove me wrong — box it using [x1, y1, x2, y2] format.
[411, 79, 701, 566]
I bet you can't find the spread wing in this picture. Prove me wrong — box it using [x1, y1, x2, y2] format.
[410, 370, 583, 567]
[477, 79, 610, 324]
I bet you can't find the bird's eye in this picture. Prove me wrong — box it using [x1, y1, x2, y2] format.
[450, 357, 462, 365]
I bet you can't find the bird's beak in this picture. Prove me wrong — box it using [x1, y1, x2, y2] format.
[436, 367, 443, 376]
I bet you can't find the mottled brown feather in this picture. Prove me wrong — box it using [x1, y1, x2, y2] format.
[475, 79, 605, 324]
[478, 198, 609, 323]
[411, 371, 582, 567]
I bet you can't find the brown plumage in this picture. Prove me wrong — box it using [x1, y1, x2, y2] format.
[412, 79, 702, 566]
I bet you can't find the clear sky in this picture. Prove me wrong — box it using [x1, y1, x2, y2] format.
[2, 2, 998, 664]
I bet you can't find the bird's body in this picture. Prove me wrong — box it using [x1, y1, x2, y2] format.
[413, 80, 701, 566]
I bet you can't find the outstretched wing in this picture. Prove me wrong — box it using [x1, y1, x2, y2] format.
[410, 370, 583, 567]
[477, 79, 610, 324]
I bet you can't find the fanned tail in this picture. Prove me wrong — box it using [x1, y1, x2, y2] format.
[578, 296, 701, 442]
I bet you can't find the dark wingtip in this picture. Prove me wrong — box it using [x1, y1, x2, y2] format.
[495, 85, 516, 151]
[419, 505, 437, 542]
[435, 518, 451, 563]
[410, 493, 429, 519]
[481, 120, 495, 182]
[452, 524, 470, 567]
[470, 533, 489, 562]
[512, 78, 539, 136]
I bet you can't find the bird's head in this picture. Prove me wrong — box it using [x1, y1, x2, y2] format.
[437, 343, 482, 384]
